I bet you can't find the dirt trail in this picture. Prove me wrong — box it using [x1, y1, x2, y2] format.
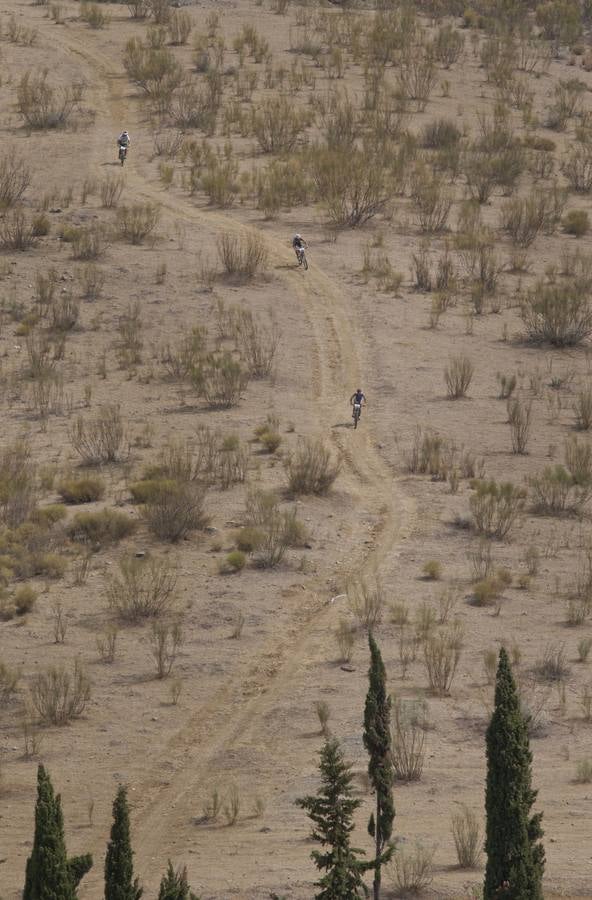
[50, 22, 416, 887]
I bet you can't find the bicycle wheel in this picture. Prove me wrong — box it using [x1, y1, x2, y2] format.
[302, 251, 308, 270]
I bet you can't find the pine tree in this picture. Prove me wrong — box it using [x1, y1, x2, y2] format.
[105, 786, 143, 900]
[158, 861, 199, 900]
[484, 647, 545, 900]
[363, 633, 395, 900]
[24, 764, 92, 900]
[296, 738, 368, 899]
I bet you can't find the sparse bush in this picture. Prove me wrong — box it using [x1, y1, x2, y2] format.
[574, 386, 592, 430]
[96, 624, 119, 662]
[309, 145, 394, 228]
[30, 659, 90, 725]
[534, 643, 570, 683]
[216, 231, 268, 279]
[252, 96, 309, 153]
[100, 175, 124, 208]
[69, 405, 128, 464]
[522, 279, 592, 346]
[143, 482, 209, 542]
[390, 697, 427, 782]
[123, 39, 182, 111]
[58, 477, 105, 504]
[469, 479, 526, 539]
[235, 308, 280, 378]
[562, 143, 592, 192]
[422, 560, 441, 580]
[17, 70, 84, 129]
[424, 624, 463, 695]
[150, 619, 183, 678]
[507, 397, 532, 454]
[389, 843, 434, 896]
[575, 759, 592, 783]
[563, 209, 590, 237]
[168, 9, 192, 45]
[117, 203, 160, 245]
[107, 555, 177, 621]
[193, 352, 250, 409]
[0, 150, 31, 209]
[529, 464, 592, 515]
[243, 489, 305, 568]
[14, 585, 37, 615]
[314, 700, 331, 737]
[444, 354, 474, 399]
[471, 577, 502, 607]
[578, 637, 592, 662]
[71, 224, 107, 261]
[412, 171, 453, 233]
[223, 550, 246, 573]
[0, 439, 38, 528]
[77, 263, 105, 300]
[68, 509, 136, 546]
[284, 437, 340, 495]
[452, 805, 481, 869]
[0, 661, 20, 705]
[80, 2, 110, 28]
[335, 618, 355, 662]
[348, 576, 384, 630]
[0, 208, 36, 250]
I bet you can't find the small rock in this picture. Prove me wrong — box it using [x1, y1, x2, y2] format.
[135, 551, 146, 558]
[340, 664, 356, 673]
[260, 826, 272, 833]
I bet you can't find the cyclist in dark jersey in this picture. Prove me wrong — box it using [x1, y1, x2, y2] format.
[350, 388, 366, 419]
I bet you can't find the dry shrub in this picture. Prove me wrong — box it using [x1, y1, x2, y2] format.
[243, 488, 305, 568]
[252, 96, 309, 153]
[390, 697, 428, 782]
[100, 175, 124, 208]
[193, 352, 250, 408]
[335, 619, 355, 662]
[168, 9, 192, 45]
[534, 643, 570, 683]
[50, 292, 79, 333]
[444, 354, 473, 399]
[406, 427, 447, 476]
[161, 328, 206, 379]
[71, 224, 107, 261]
[58, 477, 105, 504]
[507, 397, 532, 454]
[574, 387, 592, 430]
[0, 661, 21, 706]
[561, 143, 592, 192]
[412, 170, 453, 233]
[521, 279, 592, 346]
[452, 805, 481, 869]
[30, 659, 90, 725]
[80, 2, 110, 28]
[123, 39, 182, 111]
[389, 843, 435, 896]
[69, 404, 128, 464]
[423, 624, 463, 695]
[68, 508, 136, 545]
[529, 462, 592, 516]
[216, 231, 268, 279]
[469, 479, 526, 539]
[347, 576, 384, 630]
[117, 202, 160, 244]
[0, 208, 36, 250]
[77, 263, 105, 300]
[0, 149, 31, 209]
[309, 145, 394, 227]
[0, 440, 38, 528]
[107, 554, 177, 621]
[150, 619, 183, 677]
[563, 209, 590, 237]
[143, 482, 209, 542]
[17, 70, 84, 129]
[285, 437, 340, 495]
[235, 308, 280, 378]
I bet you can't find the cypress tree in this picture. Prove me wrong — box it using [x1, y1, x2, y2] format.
[24, 764, 92, 900]
[105, 786, 143, 900]
[363, 633, 395, 900]
[484, 647, 545, 900]
[296, 738, 368, 899]
[158, 861, 199, 900]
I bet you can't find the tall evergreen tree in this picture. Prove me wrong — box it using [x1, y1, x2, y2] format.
[484, 647, 545, 900]
[24, 764, 92, 900]
[158, 861, 199, 900]
[363, 633, 395, 900]
[296, 738, 368, 899]
[105, 786, 143, 900]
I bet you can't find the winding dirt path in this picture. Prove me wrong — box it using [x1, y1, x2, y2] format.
[52, 21, 416, 890]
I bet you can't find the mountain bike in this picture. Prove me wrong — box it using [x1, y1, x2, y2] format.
[118, 144, 127, 166]
[352, 402, 361, 429]
[296, 245, 308, 270]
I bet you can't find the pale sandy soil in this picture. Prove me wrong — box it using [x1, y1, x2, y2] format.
[1, 1, 592, 898]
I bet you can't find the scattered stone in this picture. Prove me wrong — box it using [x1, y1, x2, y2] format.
[340, 664, 356, 673]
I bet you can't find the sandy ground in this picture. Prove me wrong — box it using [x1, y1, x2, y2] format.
[1, 1, 592, 897]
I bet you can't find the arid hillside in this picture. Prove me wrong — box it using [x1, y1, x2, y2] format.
[1, 0, 592, 898]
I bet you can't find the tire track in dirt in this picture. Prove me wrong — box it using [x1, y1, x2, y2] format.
[50, 25, 416, 884]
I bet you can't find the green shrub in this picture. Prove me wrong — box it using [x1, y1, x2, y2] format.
[222, 550, 246, 573]
[422, 560, 442, 580]
[13, 585, 37, 615]
[469, 479, 526, 539]
[521, 279, 592, 346]
[128, 478, 177, 504]
[58, 477, 105, 504]
[575, 758, 592, 783]
[235, 526, 264, 553]
[471, 577, 501, 607]
[563, 209, 590, 237]
[259, 430, 282, 453]
[30, 505, 67, 526]
[68, 508, 136, 545]
[116, 202, 160, 245]
[142, 482, 209, 542]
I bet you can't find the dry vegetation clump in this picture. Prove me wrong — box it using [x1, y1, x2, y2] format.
[239, 488, 306, 569]
[68, 508, 136, 546]
[57, 477, 105, 504]
[451, 805, 481, 869]
[142, 481, 209, 543]
[116, 202, 160, 244]
[390, 697, 428, 782]
[123, 38, 182, 112]
[469, 479, 526, 539]
[107, 554, 177, 621]
[17, 70, 85, 129]
[0, 150, 31, 209]
[69, 405, 128, 465]
[30, 659, 91, 725]
[192, 352, 250, 408]
[0, 440, 38, 528]
[0, 661, 21, 706]
[444, 354, 474, 400]
[0, 208, 37, 251]
[347, 576, 385, 630]
[388, 843, 434, 897]
[216, 231, 268, 280]
[252, 95, 311, 154]
[284, 438, 340, 495]
[521, 279, 592, 346]
[423, 623, 463, 696]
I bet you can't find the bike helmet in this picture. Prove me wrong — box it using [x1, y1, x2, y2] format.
[294, 233, 301, 239]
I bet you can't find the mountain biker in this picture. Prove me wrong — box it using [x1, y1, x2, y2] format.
[292, 233, 307, 264]
[350, 388, 366, 419]
[117, 130, 131, 151]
